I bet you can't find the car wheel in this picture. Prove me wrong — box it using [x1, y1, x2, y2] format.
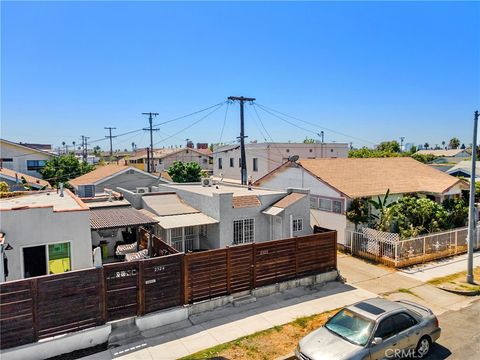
[416, 336, 431, 358]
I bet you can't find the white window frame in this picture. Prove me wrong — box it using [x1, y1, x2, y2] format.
[311, 195, 344, 214]
[293, 218, 303, 232]
[233, 218, 255, 244]
[21, 241, 73, 278]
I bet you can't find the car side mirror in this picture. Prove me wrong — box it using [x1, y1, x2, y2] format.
[371, 337, 383, 346]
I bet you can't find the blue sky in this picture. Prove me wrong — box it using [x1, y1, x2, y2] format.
[2, 1, 479, 151]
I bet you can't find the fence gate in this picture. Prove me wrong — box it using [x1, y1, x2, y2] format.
[104, 262, 139, 321]
[143, 254, 184, 314]
[228, 244, 254, 294]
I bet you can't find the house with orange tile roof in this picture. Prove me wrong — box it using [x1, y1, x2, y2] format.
[69, 164, 168, 197]
[253, 157, 468, 242]
[117, 182, 312, 251]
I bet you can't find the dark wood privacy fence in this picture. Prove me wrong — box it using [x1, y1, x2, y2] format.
[0, 231, 336, 350]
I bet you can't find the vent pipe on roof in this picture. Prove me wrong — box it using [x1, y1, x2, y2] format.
[59, 183, 64, 197]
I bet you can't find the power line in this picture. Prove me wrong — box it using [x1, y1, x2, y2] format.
[254, 102, 376, 146]
[153, 102, 226, 146]
[218, 101, 231, 144]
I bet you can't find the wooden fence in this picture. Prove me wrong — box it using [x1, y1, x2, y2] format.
[0, 231, 336, 350]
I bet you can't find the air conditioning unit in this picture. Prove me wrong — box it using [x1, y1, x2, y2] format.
[201, 178, 212, 187]
[136, 187, 149, 194]
[78, 184, 95, 198]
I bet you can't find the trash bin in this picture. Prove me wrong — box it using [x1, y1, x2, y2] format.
[99, 242, 108, 259]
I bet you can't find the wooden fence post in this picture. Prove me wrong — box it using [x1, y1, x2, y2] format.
[295, 238, 299, 277]
[31, 278, 39, 342]
[99, 267, 107, 323]
[226, 247, 232, 294]
[334, 231, 338, 270]
[182, 254, 189, 305]
[137, 260, 145, 316]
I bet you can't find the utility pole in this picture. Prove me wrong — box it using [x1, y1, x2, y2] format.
[318, 131, 325, 158]
[104, 127, 117, 162]
[467, 110, 478, 284]
[400, 137, 405, 152]
[80, 136, 90, 162]
[228, 96, 256, 185]
[80, 136, 85, 161]
[142, 112, 159, 173]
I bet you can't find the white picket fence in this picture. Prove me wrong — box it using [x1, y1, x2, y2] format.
[343, 226, 480, 267]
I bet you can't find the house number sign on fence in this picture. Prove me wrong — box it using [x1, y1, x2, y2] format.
[106, 269, 137, 280]
[153, 265, 166, 272]
[145, 279, 156, 285]
[259, 250, 269, 255]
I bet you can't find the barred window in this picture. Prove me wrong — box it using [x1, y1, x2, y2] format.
[310, 196, 318, 209]
[233, 218, 255, 244]
[333, 200, 342, 214]
[319, 198, 333, 211]
[293, 218, 303, 232]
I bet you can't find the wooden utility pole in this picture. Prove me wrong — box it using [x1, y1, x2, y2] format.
[228, 96, 256, 185]
[142, 113, 159, 173]
[104, 127, 117, 162]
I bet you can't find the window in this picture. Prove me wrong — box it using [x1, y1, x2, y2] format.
[309, 149, 313, 153]
[333, 200, 342, 214]
[374, 317, 396, 340]
[392, 313, 417, 333]
[230, 158, 234, 167]
[1, 158, 13, 162]
[286, 149, 290, 153]
[26, 160, 46, 171]
[238, 158, 242, 168]
[218, 158, 223, 169]
[253, 158, 258, 172]
[233, 218, 255, 244]
[293, 218, 303, 232]
[314, 196, 343, 214]
[171, 228, 183, 252]
[23, 242, 71, 278]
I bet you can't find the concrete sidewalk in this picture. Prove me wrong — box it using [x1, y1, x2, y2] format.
[337, 253, 478, 316]
[83, 282, 376, 360]
[398, 251, 480, 282]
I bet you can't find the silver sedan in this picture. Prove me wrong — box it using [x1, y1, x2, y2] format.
[295, 298, 441, 360]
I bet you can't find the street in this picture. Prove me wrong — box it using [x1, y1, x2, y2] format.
[428, 299, 480, 359]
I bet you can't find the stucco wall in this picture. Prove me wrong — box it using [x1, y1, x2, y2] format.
[213, 143, 348, 181]
[96, 171, 163, 193]
[1, 207, 93, 281]
[0, 141, 52, 178]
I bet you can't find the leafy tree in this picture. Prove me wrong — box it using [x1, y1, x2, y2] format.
[442, 198, 469, 228]
[368, 189, 393, 231]
[346, 198, 369, 230]
[167, 161, 202, 183]
[377, 140, 401, 153]
[449, 137, 460, 149]
[20, 177, 48, 191]
[460, 143, 466, 150]
[0, 182, 9, 192]
[423, 142, 430, 150]
[410, 153, 437, 164]
[303, 137, 316, 144]
[40, 154, 95, 187]
[348, 147, 402, 158]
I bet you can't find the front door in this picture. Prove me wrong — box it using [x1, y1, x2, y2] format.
[272, 216, 282, 240]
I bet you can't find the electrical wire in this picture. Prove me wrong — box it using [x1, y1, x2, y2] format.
[218, 101, 231, 144]
[254, 102, 376, 145]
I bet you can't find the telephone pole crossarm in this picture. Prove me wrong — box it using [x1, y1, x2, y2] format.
[142, 112, 159, 173]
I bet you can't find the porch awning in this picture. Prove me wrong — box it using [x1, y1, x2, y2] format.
[155, 213, 218, 230]
[262, 206, 284, 216]
[90, 207, 158, 230]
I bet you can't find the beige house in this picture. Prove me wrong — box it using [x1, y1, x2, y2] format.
[128, 148, 212, 172]
[0, 139, 55, 178]
[254, 157, 468, 242]
[0, 167, 51, 191]
[213, 142, 348, 183]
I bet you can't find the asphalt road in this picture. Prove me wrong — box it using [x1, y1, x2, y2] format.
[428, 298, 480, 359]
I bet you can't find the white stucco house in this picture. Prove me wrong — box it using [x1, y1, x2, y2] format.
[414, 149, 470, 164]
[446, 160, 480, 181]
[213, 142, 349, 183]
[118, 183, 312, 252]
[0, 138, 55, 179]
[0, 190, 93, 282]
[254, 157, 468, 242]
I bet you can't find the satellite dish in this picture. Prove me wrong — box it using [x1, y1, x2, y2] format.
[289, 155, 299, 162]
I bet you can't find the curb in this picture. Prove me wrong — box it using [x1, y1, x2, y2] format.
[438, 285, 480, 296]
[275, 353, 296, 360]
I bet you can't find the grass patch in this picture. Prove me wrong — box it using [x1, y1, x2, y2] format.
[427, 267, 480, 292]
[179, 309, 338, 360]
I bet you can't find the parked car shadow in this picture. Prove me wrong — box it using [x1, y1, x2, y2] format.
[426, 343, 452, 359]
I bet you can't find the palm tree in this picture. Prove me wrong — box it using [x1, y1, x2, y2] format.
[441, 140, 446, 149]
[368, 189, 393, 231]
[423, 142, 429, 150]
[61, 141, 66, 153]
[449, 137, 460, 149]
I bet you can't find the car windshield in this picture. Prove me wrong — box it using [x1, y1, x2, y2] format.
[325, 308, 374, 346]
